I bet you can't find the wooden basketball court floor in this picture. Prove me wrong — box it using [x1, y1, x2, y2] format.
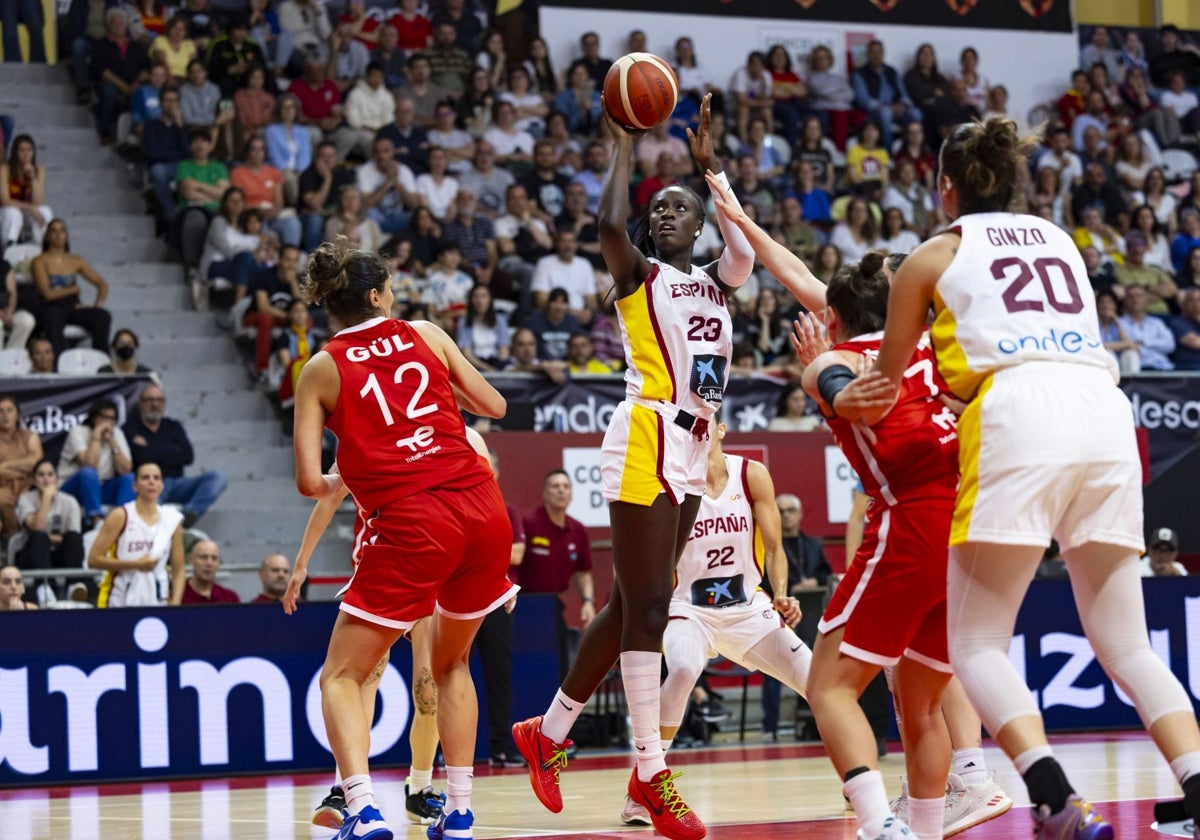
[1, 731, 1192, 839]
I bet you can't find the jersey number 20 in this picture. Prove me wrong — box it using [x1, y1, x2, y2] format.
[991, 256, 1084, 315]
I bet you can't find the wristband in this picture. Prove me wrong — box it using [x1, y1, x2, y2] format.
[713, 171, 731, 190]
[582, 597, 595, 604]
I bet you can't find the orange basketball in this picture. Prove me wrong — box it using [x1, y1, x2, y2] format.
[603, 52, 679, 131]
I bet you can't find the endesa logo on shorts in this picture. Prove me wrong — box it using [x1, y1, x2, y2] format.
[995, 329, 1103, 356]
[689, 355, 728, 403]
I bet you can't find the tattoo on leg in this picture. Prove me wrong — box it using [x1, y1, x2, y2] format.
[366, 654, 389, 687]
[414, 667, 437, 716]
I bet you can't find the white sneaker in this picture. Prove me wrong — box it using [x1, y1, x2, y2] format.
[943, 771, 1013, 837]
[857, 816, 914, 839]
[619, 794, 651, 825]
[889, 779, 909, 823]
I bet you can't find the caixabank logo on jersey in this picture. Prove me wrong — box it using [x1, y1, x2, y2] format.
[690, 355, 729, 404]
[0, 606, 416, 785]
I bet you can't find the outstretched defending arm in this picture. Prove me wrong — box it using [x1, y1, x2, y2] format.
[705, 170, 828, 311]
[688, 94, 753, 289]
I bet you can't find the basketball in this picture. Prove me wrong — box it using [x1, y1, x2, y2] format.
[603, 52, 679, 131]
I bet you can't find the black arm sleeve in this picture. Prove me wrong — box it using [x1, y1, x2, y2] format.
[816, 364, 856, 415]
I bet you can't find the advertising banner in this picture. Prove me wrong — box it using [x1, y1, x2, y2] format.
[0, 595, 562, 787]
[1018, 579, 1200, 731]
[1120, 376, 1200, 481]
[3, 582, 1198, 786]
[491, 373, 793, 433]
[5, 376, 152, 463]
[543, 0, 1071, 32]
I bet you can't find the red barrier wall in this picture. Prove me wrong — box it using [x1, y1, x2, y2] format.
[490, 430, 845, 623]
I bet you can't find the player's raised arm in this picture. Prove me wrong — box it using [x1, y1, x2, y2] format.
[688, 94, 753, 290]
[597, 106, 653, 296]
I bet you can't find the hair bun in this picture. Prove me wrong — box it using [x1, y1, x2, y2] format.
[302, 238, 352, 305]
[859, 250, 885, 279]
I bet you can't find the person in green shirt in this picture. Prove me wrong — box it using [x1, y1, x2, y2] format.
[176, 128, 231, 279]
[176, 128, 230, 211]
[1116, 232, 1178, 315]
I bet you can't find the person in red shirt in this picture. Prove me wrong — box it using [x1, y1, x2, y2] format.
[291, 238, 514, 840]
[387, 0, 432, 52]
[517, 470, 595, 623]
[338, 0, 381, 48]
[180, 539, 241, 604]
[250, 553, 290, 604]
[798, 253, 959, 840]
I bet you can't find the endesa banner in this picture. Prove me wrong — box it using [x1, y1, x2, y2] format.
[0, 597, 560, 787]
[1120, 375, 1200, 480]
[490, 373, 795, 434]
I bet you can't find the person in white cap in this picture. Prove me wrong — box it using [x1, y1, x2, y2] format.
[1141, 527, 1188, 577]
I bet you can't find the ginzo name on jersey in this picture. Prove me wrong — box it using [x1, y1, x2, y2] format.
[986, 226, 1048, 248]
[691, 512, 750, 539]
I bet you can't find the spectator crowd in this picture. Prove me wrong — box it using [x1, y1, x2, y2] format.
[2, 7, 1200, 607]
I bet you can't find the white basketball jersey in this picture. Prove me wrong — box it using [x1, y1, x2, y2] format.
[673, 455, 764, 607]
[931, 212, 1117, 400]
[616, 258, 733, 418]
[105, 502, 184, 607]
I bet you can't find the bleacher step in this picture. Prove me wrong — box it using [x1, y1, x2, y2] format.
[105, 283, 190, 311]
[119, 310, 223, 339]
[13, 63, 321, 567]
[169, 390, 276, 423]
[5, 103, 92, 129]
[140, 336, 240, 367]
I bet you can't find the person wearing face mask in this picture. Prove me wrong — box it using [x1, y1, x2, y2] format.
[123, 383, 228, 528]
[99, 328, 156, 377]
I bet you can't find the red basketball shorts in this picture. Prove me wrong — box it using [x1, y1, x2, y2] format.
[817, 500, 953, 672]
[339, 479, 519, 629]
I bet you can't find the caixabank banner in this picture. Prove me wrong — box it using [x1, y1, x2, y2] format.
[541, 0, 1070, 32]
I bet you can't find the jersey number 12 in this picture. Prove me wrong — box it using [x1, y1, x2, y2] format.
[359, 363, 438, 426]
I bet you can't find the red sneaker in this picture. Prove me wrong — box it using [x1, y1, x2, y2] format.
[511, 716, 571, 813]
[627, 767, 706, 840]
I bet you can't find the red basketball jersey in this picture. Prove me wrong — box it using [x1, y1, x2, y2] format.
[827, 333, 959, 507]
[323, 317, 492, 512]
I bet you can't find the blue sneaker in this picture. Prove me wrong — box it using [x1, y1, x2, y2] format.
[1033, 796, 1113, 840]
[337, 804, 393, 840]
[427, 808, 474, 840]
